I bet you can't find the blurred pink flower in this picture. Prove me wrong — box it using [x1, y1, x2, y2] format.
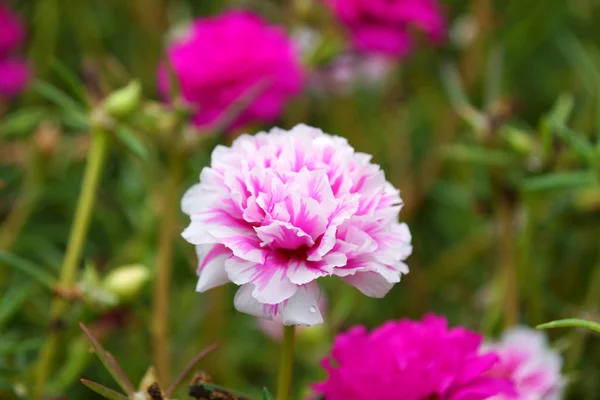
[313, 314, 516, 400]
[0, 58, 30, 97]
[324, 0, 446, 57]
[0, 2, 25, 57]
[182, 124, 411, 326]
[485, 327, 564, 400]
[158, 11, 305, 132]
[0, 2, 29, 98]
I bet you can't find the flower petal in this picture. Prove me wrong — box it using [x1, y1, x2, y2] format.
[195, 244, 231, 292]
[233, 284, 274, 320]
[225, 255, 298, 304]
[281, 283, 323, 326]
[343, 270, 394, 298]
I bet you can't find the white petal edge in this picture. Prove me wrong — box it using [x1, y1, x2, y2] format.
[233, 284, 273, 320]
[281, 283, 323, 326]
[343, 271, 395, 298]
[195, 245, 231, 292]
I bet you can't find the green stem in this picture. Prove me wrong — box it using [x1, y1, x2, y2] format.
[276, 325, 296, 400]
[152, 151, 183, 387]
[33, 128, 110, 400]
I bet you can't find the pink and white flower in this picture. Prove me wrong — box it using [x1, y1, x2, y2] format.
[181, 124, 412, 326]
[486, 327, 565, 400]
[313, 314, 515, 399]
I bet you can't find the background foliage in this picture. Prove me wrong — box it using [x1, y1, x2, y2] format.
[2, 0, 600, 399]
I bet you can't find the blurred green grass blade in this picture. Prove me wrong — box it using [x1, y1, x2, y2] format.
[551, 118, 596, 165]
[79, 323, 136, 396]
[539, 95, 574, 159]
[0, 107, 49, 138]
[0, 251, 55, 289]
[34, 80, 89, 127]
[80, 379, 127, 400]
[165, 343, 219, 397]
[521, 171, 597, 192]
[115, 126, 149, 160]
[0, 282, 32, 329]
[537, 318, 600, 334]
[441, 144, 515, 166]
[484, 46, 504, 110]
[558, 33, 600, 96]
[262, 387, 275, 400]
[549, 94, 574, 124]
[440, 63, 487, 135]
[0, 337, 44, 355]
[50, 58, 88, 106]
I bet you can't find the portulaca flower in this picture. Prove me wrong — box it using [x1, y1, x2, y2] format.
[486, 327, 565, 400]
[182, 124, 412, 326]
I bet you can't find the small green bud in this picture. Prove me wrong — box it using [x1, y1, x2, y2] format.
[103, 80, 142, 120]
[102, 264, 150, 303]
[502, 126, 534, 155]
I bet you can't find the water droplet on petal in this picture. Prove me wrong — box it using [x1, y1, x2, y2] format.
[309, 306, 317, 313]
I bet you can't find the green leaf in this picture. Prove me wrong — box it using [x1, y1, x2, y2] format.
[50, 58, 88, 106]
[0, 107, 49, 138]
[551, 118, 596, 166]
[115, 126, 149, 160]
[34, 80, 89, 127]
[537, 318, 600, 334]
[0, 282, 32, 329]
[79, 323, 136, 396]
[0, 337, 44, 355]
[521, 171, 597, 192]
[262, 387, 275, 400]
[0, 251, 55, 289]
[80, 379, 127, 400]
[441, 144, 516, 167]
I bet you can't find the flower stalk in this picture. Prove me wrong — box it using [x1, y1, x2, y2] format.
[33, 127, 110, 399]
[276, 325, 296, 400]
[152, 149, 184, 387]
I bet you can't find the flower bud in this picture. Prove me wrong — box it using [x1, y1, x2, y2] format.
[103, 80, 142, 120]
[502, 126, 534, 155]
[102, 264, 150, 303]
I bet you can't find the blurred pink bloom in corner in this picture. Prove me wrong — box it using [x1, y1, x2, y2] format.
[324, 0, 447, 57]
[0, 3, 30, 98]
[158, 11, 305, 132]
[181, 124, 412, 327]
[485, 327, 564, 400]
[313, 314, 516, 400]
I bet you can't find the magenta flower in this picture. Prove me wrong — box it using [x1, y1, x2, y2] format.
[485, 327, 564, 400]
[182, 124, 411, 326]
[324, 0, 447, 57]
[313, 314, 515, 400]
[0, 2, 25, 57]
[158, 11, 305, 131]
[0, 58, 30, 97]
[0, 3, 29, 98]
